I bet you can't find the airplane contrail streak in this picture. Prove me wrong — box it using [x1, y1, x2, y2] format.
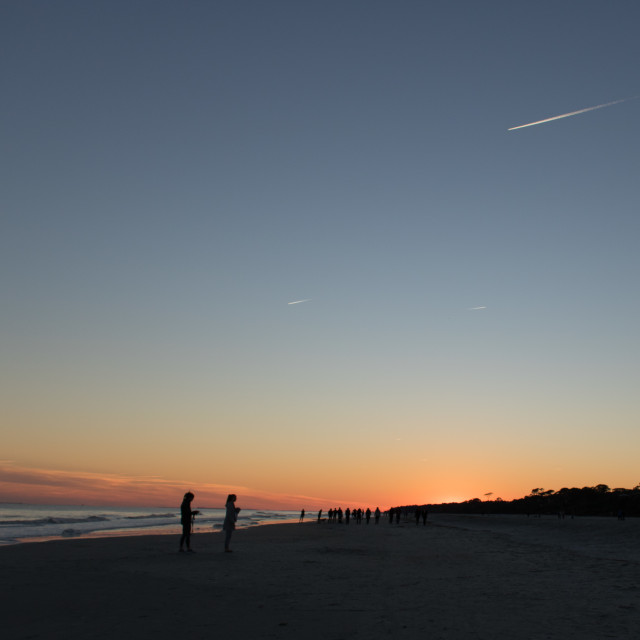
[468, 306, 487, 310]
[288, 299, 311, 305]
[508, 97, 631, 131]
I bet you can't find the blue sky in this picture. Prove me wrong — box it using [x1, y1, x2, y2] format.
[2, 1, 640, 506]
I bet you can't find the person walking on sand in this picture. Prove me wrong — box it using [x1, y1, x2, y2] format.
[179, 491, 199, 553]
[299, 508, 305, 522]
[223, 494, 240, 552]
[374, 507, 380, 524]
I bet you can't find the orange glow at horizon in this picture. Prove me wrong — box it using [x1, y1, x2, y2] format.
[2, 460, 628, 511]
[0, 460, 490, 510]
[6, 370, 640, 513]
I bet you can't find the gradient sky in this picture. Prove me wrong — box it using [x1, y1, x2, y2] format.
[2, 1, 640, 509]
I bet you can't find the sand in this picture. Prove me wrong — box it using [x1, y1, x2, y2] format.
[2, 514, 640, 639]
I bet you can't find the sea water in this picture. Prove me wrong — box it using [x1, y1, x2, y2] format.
[0, 503, 300, 545]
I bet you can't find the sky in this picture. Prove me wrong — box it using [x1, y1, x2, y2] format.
[2, 1, 640, 509]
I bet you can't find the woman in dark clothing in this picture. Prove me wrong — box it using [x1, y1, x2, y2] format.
[179, 492, 198, 552]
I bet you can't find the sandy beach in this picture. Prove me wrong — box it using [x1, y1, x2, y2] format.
[2, 514, 640, 639]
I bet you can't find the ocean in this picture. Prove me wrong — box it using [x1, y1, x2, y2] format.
[0, 503, 301, 545]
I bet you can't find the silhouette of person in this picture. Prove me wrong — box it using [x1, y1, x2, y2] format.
[299, 508, 305, 522]
[365, 508, 371, 524]
[223, 494, 240, 552]
[179, 491, 199, 552]
[345, 508, 351, 525]
[374, 507, 381, 524]
[317, 509, 322, 522]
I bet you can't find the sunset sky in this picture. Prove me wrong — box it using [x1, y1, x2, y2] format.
[2, 1, 640, 509]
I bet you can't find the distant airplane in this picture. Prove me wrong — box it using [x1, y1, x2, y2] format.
[508, 97, 632, 131]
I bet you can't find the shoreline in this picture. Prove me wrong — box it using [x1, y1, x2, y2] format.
[4, 510, 639, 551]
[2, 515, 640, 638]
[4, 511, 638, 551]
[5, 515, 301, 547]
[0, 504, 301, 546]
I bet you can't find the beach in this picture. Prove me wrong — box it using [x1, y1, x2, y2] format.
[2, 514, 639, 639]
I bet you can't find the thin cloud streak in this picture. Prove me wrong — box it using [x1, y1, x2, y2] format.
[287, 299, 312, 305]
[508, 97, 632, 131]
[0, 462, 339, 509]
[468, 306, 487, 310]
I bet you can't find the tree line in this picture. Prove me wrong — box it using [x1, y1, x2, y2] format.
[407, 484, 640, 517]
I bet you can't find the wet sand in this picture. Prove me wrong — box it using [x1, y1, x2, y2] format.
[2, 514, 639, 639]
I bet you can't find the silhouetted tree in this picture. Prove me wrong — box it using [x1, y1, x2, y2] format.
[417, 483, 640, 517]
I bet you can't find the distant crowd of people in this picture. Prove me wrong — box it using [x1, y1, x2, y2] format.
[309, 506, 429, 526]
[314, 507, 382, 524]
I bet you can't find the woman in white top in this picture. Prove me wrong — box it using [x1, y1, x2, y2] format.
[223, 494, 240, 552]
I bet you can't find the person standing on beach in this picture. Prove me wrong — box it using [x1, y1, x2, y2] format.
[223, 494, 240, 552]
[299, 508, 305, 522]
[375, 507, 381, 524]
[179, 491, 199, 552]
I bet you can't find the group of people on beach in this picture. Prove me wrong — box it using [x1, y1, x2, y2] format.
[318, 507, 382, 524]
[179, 492, 240, 553]
[316, 506, 428, 525]
[179, 494, 430, 554]
[387, 506, 429, 525]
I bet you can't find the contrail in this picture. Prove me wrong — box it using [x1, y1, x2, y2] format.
[508, 97, 632, 131]
[468, 306, 487, 310]
[288, 299, 311, 305]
